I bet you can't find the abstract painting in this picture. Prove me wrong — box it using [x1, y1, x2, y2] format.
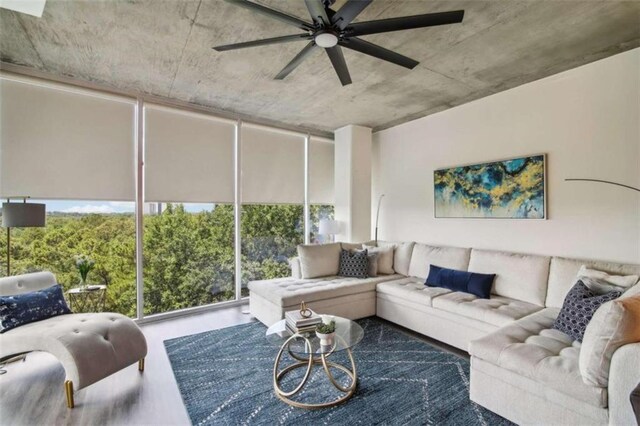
[434, 154, 546, 219]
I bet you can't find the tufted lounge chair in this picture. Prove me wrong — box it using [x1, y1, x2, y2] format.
[0, 272, 147, 408]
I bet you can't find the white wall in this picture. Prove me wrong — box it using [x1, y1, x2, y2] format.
[372, 48, 640, 264]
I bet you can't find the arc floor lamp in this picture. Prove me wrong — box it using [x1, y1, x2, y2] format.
[2, 197, 46, 276]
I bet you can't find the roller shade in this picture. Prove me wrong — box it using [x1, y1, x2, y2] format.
[241, 125, 304, 204]
[309, 137, 334, 204]
[144, 105, 235, 203]
[0, 76, 135, 200]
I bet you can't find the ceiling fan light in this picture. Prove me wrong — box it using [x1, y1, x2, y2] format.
[315, 32, 338, 48]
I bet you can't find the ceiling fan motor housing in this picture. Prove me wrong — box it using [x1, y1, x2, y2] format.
[314, 30, 339, 48]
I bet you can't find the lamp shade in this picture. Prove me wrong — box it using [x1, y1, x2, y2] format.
[2, 202, 46, 227]
[318, 219, 341, 235]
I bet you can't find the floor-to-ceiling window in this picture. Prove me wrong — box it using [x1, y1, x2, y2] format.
[309, 137, 336, 243]
[0, 75, 137, 316]
[240, 125, 306, 295]
[143, 105, 236, 315]
[0, 74, 335, 318]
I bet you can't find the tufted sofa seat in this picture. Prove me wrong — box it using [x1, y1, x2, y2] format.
[1, 312, 147, 390]
[432, 292, 542, 327]
[0, 272, 147, 408]
[470, 308, 606, 407]
[248, 274, 402, 325]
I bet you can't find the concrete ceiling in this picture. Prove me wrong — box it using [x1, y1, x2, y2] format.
[1, 0, 639, 134]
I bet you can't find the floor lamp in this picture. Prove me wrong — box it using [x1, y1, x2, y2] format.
[2, 198, 46, 276]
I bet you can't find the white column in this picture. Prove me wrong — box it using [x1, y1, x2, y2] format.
[334, 125, 372, 243]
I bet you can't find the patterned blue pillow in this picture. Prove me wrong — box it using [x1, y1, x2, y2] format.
[338, 249, 369, 279]
[0, 284, 72, 333]
[553, 280, 621, 342]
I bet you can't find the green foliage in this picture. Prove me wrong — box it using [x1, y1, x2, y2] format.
[1, 203, 333, 318]
[316, 320, 336, 334]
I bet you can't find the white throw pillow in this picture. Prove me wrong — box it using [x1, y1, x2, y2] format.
[579, 292, 640, 387]
[363, 245, 394, 275]
[577, 265, 639, 289]
[378, 242, 415, 276]
[297, 243, 341, 279]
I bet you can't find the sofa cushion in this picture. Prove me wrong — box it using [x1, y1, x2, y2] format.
[469, 308, 607, 408]
[468, 249, 550, 306]
[341, 241, 376, 251]
[546, 256, 640, 308]
[0, 284, 72, 333]
[432, 292, 542, 327]
[426, 265, 494, 299]
[553, 281, 621, 342]
[297, 243, 341, 279]
[407, 243, 471, 280]
[378, 241, 415, 276]
[363, 245, 394, 274]
[248, 274, 402, 307]
[579, 293, 640, 387]
[338, 249, 369, 279]
[376, 277, 451, 307]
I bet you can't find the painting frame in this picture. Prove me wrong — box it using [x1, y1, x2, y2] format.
[433, 153, 547, 220]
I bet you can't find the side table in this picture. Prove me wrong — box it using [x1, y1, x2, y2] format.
[66, 285, 107, 313]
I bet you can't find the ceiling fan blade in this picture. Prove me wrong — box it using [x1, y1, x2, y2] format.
[332, 0, 372, 30]
[225, 0, 313, 31]
[275, 42, 319, 80]
[346, 10, 464, 36]
[340, 37, 418, 69]
[304, 0, 330, 26]
[325, 46, 352, 86]
[213, 34, 311, 51]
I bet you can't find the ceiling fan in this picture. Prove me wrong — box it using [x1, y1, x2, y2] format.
[213, 0, 464, 86]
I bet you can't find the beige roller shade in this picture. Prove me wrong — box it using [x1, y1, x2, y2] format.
[144, 105, 235, 203]
[241, 124, 304, 204]
[0, 75, 135, 200]
[309, 137, 334, 204]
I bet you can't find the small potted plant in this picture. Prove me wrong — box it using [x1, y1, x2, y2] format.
[315, 316, 336, 345]
[74, 254, 95, 290]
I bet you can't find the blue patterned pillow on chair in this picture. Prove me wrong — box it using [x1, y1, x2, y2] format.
[338, 249, 369, 279]
[0, 284, 72, 333]
[553, 280, 621, 342]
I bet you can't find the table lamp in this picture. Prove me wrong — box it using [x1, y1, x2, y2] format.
[318, 219, 341, 243]
[2, 197, 46, 275]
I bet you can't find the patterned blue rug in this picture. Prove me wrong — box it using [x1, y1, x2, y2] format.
[164, 317, 512, 425]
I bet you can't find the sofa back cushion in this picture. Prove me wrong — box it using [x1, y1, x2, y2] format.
[0, 271, 58, 296]
[378, 241, 415, 276]
[297, 243, 341, 279]
[468, 249, 550, 306]
[579, 289, 640, 387]
[546, 257, 640, 308]
[408, 243, 471, 281]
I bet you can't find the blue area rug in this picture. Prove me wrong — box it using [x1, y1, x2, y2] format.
[164, 317, 512, 425]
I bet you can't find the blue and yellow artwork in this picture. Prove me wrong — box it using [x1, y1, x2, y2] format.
[434, 155, 546, 219]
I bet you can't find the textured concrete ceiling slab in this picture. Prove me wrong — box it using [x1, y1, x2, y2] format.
[1, 0, 639, 133]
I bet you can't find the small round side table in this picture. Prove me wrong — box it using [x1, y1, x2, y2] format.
[66, 285, 107, 313]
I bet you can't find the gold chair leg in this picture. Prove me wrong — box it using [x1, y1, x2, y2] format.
[138, 358, 145, 372]
[64, 380, 74, 408]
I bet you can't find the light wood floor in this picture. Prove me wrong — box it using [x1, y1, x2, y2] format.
[0, 306, 466, 426]
[0, 305, 255, 426]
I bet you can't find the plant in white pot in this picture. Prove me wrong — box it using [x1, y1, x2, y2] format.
[316, 317, 336, 345]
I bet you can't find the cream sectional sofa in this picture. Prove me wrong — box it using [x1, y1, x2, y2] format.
[247, 241, 640, 425]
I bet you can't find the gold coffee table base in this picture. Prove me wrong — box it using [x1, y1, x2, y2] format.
[273, 334, 357, 409]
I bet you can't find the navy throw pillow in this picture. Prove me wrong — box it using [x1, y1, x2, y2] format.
[338, 249, 369, 279]
[0, 284, 72, 333]
[553, 280, 621, 342]
[425, 265, 495, 299]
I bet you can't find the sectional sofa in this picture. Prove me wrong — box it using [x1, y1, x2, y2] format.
[247, 241, 640, 425]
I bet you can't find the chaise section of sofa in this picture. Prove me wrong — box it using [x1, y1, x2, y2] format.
[248, 274, 402, 326]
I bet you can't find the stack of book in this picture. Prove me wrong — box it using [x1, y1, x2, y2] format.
[285, 309, 321, 334]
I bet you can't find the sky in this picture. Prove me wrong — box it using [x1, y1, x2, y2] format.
[36, 200, 214, 214]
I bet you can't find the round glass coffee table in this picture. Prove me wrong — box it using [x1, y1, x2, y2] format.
[266, 316, 364, 409]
